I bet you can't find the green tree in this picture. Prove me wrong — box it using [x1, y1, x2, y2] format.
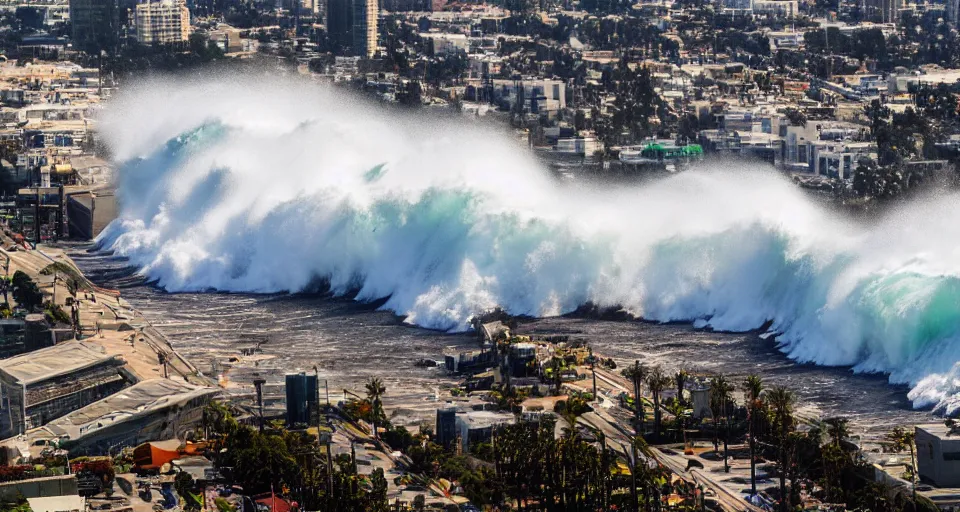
[710, 374, 734, 472]
[621, 361, 647, 433]
[743, 374, 763, 496]
[767, 385, 795, 512]
[11, 270, 42, 311]
[365, 377, 386, 441]
[887, 426, 918, 504]
[368, 468, 389, 512]
[646, 366, 671, 440]
[674, 369, 688, 406]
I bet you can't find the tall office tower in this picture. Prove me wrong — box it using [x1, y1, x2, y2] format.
[69, 0, 120, 54]
[351, 0, 377, 57]
[328, 0, 376, 56]
[327, 0, 352, 51]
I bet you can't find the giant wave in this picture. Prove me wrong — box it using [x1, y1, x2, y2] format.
[97, 75, 960, 414]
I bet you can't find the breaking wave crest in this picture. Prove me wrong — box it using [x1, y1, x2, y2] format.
[97, 75, 960, 413]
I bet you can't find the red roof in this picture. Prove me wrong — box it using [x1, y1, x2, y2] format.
[253, 492, 293, 512]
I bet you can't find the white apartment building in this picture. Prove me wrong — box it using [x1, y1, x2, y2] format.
[135, 0, 190, 45]
[752, 0, 798, 16]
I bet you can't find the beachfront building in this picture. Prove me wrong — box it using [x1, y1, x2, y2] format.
[488, 78, 566, 118]
[135, 0, 190, 46]
[456, 410, 514, 452]
[916, 424, 960, 487]
[28, 379, 219, 456]
[0, 340, 132, 439]
[285, 372, 318, 426]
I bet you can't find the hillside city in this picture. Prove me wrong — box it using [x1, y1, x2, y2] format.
[0, 0, 953, 512]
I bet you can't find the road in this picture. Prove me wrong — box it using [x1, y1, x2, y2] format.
[571, 366, 765, 512]
[653, 446, 765, 512]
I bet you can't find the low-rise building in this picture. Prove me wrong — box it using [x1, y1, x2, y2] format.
[421, 32, 468, 55]
[0, 340, 132, 439]
[455, 410, 514, 452]
[916, 423, 960, 488]
[30, 378, 219, 456]
[555, 136, 602, 157]
[752, 0, 798, 16]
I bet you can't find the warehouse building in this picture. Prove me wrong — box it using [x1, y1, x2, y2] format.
[0, 340, 132, 439]
[30, 378, 219, 456]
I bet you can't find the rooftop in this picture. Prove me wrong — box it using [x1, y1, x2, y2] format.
[457, 409, 515, 429]
[0, 340, 119, 386]
[916, 423, 960, 439]
[27, 495, 85, 512]
[38, 379, 219, 442]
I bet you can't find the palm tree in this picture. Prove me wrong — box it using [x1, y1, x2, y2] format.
[709, 374, 733, 471]
[823, 416, 852, 502]
[824, 417, 850, 448]
[743, 374, 763, 496]
[621, 361, 647, 434]
[675, 369, 688, 406]
[548, 356, 563, 395]
[647, 366, 671, 440]
[665, 399, 687, 447]
[365, 377, 386, 441]
[767, 385, 794, 512]
[886, 426, 917, 505]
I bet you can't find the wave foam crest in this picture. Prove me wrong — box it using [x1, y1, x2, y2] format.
[97, 75, 960, 412]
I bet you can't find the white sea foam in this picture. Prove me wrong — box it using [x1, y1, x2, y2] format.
[97, 74, 960, 412]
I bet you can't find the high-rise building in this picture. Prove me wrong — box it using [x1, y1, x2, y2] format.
[69, 0, 120, 54]
[327, 0, 377, 57]
[285, 372, 319, 426]
[352, 0, 377, 57]
[862, 0, 901, 23]
[948, 0, 960, 24]
[327, 0, 351, 51]
[135, 0, 191, 45]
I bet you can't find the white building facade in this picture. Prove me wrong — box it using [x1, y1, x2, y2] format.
[135, 0, 190, 45]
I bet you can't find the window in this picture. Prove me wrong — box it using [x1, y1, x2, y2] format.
[944, 452, 960, 461]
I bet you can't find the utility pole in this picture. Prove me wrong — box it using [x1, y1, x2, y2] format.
[254, 377, 267, 432]
[313, 365, 322, 415]
[325, 433, 335, 501]
[34, 188, 40, 247]
[630, 441, 639, 512]
[591, 356, 598, 402]
[723, 393, 730, 473]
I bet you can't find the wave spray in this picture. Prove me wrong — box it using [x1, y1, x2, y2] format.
[97, 74, 960, 414]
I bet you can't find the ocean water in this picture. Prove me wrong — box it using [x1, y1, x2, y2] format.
[72, 247, 931, 435]
[93, 73, 960, 417]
